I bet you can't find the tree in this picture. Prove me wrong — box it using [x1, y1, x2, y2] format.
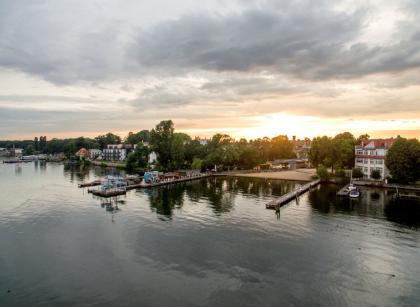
[352, 167, 364, 178]
[126, 130, 150, 145]
[125, 143, 151, 173]
[309, 136, 334, 168]
[95, 133, 121, 150]
[386, 137, 420, 184]
[171, 133, 191, 169]
[269, 135, 295, 160]
[332, 132, 355, 169]
[371, 169, 381, 180]
[356, 134, 370, 145]
[237, 143, 262, 169]
[191, 158, 203, 170]
[150, 120, 174, 170]
[316, 164, 329, 181]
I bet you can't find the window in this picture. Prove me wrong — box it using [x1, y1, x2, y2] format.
[356, 158, 363, 164]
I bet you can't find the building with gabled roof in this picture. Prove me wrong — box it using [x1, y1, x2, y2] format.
[354, 138, 396, 180]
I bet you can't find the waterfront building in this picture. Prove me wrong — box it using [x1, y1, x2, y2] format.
[89, 149, 102, 160]
[198, 138, 209, 146]
[354, 138, 395, 180]
[75, 148, 89, 158]
[293, 138, 311, 160]
[148, 151, 158, 164]
[103, 144, 127, 161]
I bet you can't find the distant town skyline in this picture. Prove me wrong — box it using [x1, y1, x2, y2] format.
[0, 0, 419, 140]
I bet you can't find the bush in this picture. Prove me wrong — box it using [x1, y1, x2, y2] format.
[335, 168, 345, 178]
[370, 169, 381, 180]
[316, 164, 329, 181]
[352, 167, 364, 178]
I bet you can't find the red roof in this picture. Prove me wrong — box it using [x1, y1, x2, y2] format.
[361, 138, 396, 149]
[76, 148, 89, 157]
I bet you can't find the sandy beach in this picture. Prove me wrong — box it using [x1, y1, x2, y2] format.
[231, 168, 316, 182]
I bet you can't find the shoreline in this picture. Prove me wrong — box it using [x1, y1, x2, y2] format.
[219, 169, 316, 182]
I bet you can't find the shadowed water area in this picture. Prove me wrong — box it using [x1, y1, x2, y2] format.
[0, 161, 419, 306]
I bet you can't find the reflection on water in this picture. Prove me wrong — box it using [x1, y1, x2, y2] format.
[309, 184, 420, 229]
[0, 162, 419, 306]
[145, 177, 299, 218]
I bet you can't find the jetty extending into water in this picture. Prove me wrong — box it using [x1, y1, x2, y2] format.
[89, 188, 127, 197]
[126, 174, 211, 190]
[83, 173, 211, 198]
[337, 184, 351, 196]
[266, 179, 321, 210]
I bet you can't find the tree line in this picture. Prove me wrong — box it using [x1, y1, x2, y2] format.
[126, 120, 296, 172]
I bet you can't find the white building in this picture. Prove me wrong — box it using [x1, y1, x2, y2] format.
[102, 144, 127, 161]
[148, 151, 157, 164]
[354, 139, 395, 180]
[89, 149, 102, 160]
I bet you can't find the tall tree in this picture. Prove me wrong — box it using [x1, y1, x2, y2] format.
[332, 132, 355, 169]
[269, 135, 295, 160]
[386, 137, 420, 184]
[95, 133, 121, 150]
[150, 120, 174, 170]
[125, 143, 151, 173]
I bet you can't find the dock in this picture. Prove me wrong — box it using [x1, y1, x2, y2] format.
[78, 180, 101, 188]
[266, 179, 321, 209]
[89, 188, 127, 197]
[336, 184, 350, 196]
[126, 174, 211, 190]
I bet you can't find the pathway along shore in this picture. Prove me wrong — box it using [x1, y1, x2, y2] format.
[224, 169, 316, 182]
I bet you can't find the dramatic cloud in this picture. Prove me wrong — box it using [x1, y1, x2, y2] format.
[0, 0, 419, 139]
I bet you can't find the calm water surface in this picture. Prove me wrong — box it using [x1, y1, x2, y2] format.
[0, 161, 419, 306]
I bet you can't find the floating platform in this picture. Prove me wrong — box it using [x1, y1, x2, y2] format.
[89, 188, 127, 198]
[266, 179, 320, 210]
[78, 180, 102, 188]
[126, 174, 211, 190]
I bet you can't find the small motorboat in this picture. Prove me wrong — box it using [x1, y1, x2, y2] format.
[349, 189, 360, 198]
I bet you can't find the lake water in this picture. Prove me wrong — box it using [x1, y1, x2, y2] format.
[0, 161, 419, 306]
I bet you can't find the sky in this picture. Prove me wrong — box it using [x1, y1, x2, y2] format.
[0, 0, 419, 140]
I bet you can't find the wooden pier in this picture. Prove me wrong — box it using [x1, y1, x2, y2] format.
[78, 180, 101, 188]
[89, 188, 127, 197]
[126, 174, 211, 190]
[336, 184, 351, 196]
[266, 179, 321, 210]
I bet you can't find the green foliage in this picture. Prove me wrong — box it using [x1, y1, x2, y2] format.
[126, 130, 150, 145]
[23, 145, 34, 155]
[125, 143, 151, 173]
[95, 133, 121, 150]
[386, 137, 420, 184]
[309, 132, 355, 171]
[370, 169, 381, 180]
[356, 134, 370, 145]
[352, 167, 364, 178]
[316, 164, 329, 181]
[191, 158, 203, 170]
[269, 135, 295, 160]
[150, 120, 174, 170]
[335, 168, 345, 178]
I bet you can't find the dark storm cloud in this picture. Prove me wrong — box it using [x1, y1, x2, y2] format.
[133, 2, 420, 80]
[1, 0, 420, 85]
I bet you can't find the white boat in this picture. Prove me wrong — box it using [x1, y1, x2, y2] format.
[349, 189, 360, 198]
